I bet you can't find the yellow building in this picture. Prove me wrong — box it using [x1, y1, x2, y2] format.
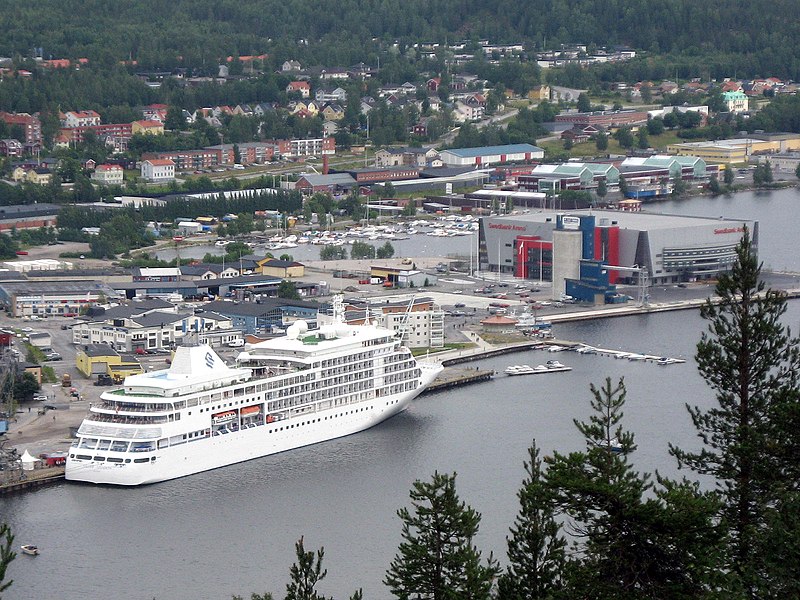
[667, 134, 800, 164]
[131, 120, 165, 135]
[76, 344, 142, 379]
[527, 85, 551, 101]
[257, 258, 305, 278]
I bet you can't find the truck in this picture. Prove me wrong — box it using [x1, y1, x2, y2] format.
[61, 373, 72, 387]
[370, 277, 382, 285]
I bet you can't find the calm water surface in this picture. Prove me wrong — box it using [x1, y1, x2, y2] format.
[5, 188, 800, 599]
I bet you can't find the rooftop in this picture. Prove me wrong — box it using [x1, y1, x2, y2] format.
[492, 209, 752, 231]
[441, 143, 543, 158]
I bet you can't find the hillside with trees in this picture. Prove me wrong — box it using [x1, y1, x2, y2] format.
[1, 1, 800, 80]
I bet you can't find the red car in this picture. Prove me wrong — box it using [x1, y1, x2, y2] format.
[15, 250, 28, 256]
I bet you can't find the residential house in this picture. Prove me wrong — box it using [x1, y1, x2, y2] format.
[322, 120, 339, 136]
[722, 91, 749, 113]
[527, 85, 551, 101]
[282, 60, 302, 72]
[286, 81, 311, 98]
[0, 139, 23, 157]
[454, 101, 484, 122]
[315, 87, 347, 103]
[0, 112, 41, 144]
[62, 110, 101, 128]
[141, 158, 175, 182]
[24, 168, 53, 185]
[142, 103, 169, 122]
[91, 164, 124, 185]
[321, 104, 344, 121]
[131, 120, 165, 135]
[427, 77, 442, 93]
[319, 67, 349, 80]
[375, 148, 406, 167]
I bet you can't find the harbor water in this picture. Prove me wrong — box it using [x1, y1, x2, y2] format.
[5, 187, 800, 599]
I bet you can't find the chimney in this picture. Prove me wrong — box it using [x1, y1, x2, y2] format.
[322, 155, 329, 175]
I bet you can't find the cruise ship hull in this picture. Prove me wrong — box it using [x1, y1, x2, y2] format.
[66, 364, 441, 486]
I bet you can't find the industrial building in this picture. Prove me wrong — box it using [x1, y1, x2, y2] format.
[478, 210, 757, 301]
[0, 280, 121, 317]
[439, 144, 544, 167]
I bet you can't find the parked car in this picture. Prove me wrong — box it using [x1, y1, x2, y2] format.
[44, 352, 62, 361]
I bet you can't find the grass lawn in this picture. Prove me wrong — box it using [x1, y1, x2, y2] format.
[542, 129, 708, 160]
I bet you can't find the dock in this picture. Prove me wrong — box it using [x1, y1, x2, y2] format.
[423, 367, 494, 394]
[0, 467, 65, 496]
[537, 340, 685, 364]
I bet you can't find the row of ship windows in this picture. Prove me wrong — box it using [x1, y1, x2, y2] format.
[71, 454, 155, 464]
[267, 405, 374, 432]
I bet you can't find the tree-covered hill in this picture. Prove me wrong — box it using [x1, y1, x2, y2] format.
[2, 0, 800, 78]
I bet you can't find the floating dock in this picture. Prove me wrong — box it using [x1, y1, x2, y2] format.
[423, 367, 494, 394]
[0, 467, 65, 496]
[538, 341, 685, 364]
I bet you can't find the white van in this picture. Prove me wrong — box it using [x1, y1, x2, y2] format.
[227, 338, 245, 347]
[232, 164, 245, 170]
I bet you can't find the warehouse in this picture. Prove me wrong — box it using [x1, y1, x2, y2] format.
[439, 144, 544, 167]
[478, 210, 757, 299]
[0, 280, 121, 317]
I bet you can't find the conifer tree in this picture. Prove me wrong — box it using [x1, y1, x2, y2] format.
[671, 228, 800, 597]
[285, 537, 330, 600]
[497, 440, 566, 600]
[0, 522, 15, 596]
[384, 471, 499, 600]
[546, 378, 722, 598]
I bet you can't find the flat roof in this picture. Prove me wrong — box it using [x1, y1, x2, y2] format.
[441, 144, 543, 158]
[491, 209, 752, 231]
[0, 280, 118, 295]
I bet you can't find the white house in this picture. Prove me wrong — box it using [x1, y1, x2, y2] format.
[91, 164, 124, 185]
[62, 110, 101, 128]
[141, 158, 175, 182]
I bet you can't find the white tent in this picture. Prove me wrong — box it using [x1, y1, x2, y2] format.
[21, 449, 39, 471]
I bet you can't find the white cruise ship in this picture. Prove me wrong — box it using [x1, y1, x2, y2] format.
[66, 313, 443, 486]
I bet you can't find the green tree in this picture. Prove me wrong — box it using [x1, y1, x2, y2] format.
[164, 105, 187, 131]
[277, 279, 301, 300]
[350, 241, 375, 260]
[637, 127, 649, 149]
[671, 228, 800, 598]
[647, 117, 665, 136]
[594, 132, 608, 152]
[795, 163, 800, 180]
[0, 523, 14, 595]
[319, 245, 347, 261]
[376, 241, 394, 259]
[618, 175, 628, 197]
[384, 471, 500, 600]
[284, 537, 330, 600]
[723, 166, 735, 186]
[671, 173, 688, 197]
[401, 201, 416, 217]
[596, 178, 607, 202]
[0, 233, 19, 259]
[613, 127, 634, 149]
[496, 441, 566, 600]
[563, 137, 573, 151]
[707, 176, 722, 195]
[547, 378, 723, 598]
[576, 93, 591, 113]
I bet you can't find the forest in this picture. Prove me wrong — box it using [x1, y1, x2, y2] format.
[1, 0, 800, 80]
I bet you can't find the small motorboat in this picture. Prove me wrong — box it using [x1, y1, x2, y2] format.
[546, 360, 565, 369]
[21, 544, 40, 556]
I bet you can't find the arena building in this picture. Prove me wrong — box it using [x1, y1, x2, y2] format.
[478, 210, 757, 301]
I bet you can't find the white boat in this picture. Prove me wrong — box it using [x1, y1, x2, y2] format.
[66, 298, 443, 486]
[21, 545, 39, 556]
[547, 345, 566, 352]
[546, 360, 565, 369]
[627, 354, 647, 361]
[505, 363, 570, 375]
[214, 240, 232, 247]
[575, 345, 597, 354]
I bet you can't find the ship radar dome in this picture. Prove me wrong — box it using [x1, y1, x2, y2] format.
[295, 320, 308, 334]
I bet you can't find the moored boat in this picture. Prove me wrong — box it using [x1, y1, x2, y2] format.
[66, 297, 443, 486]
[21, 545, 39, 556]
